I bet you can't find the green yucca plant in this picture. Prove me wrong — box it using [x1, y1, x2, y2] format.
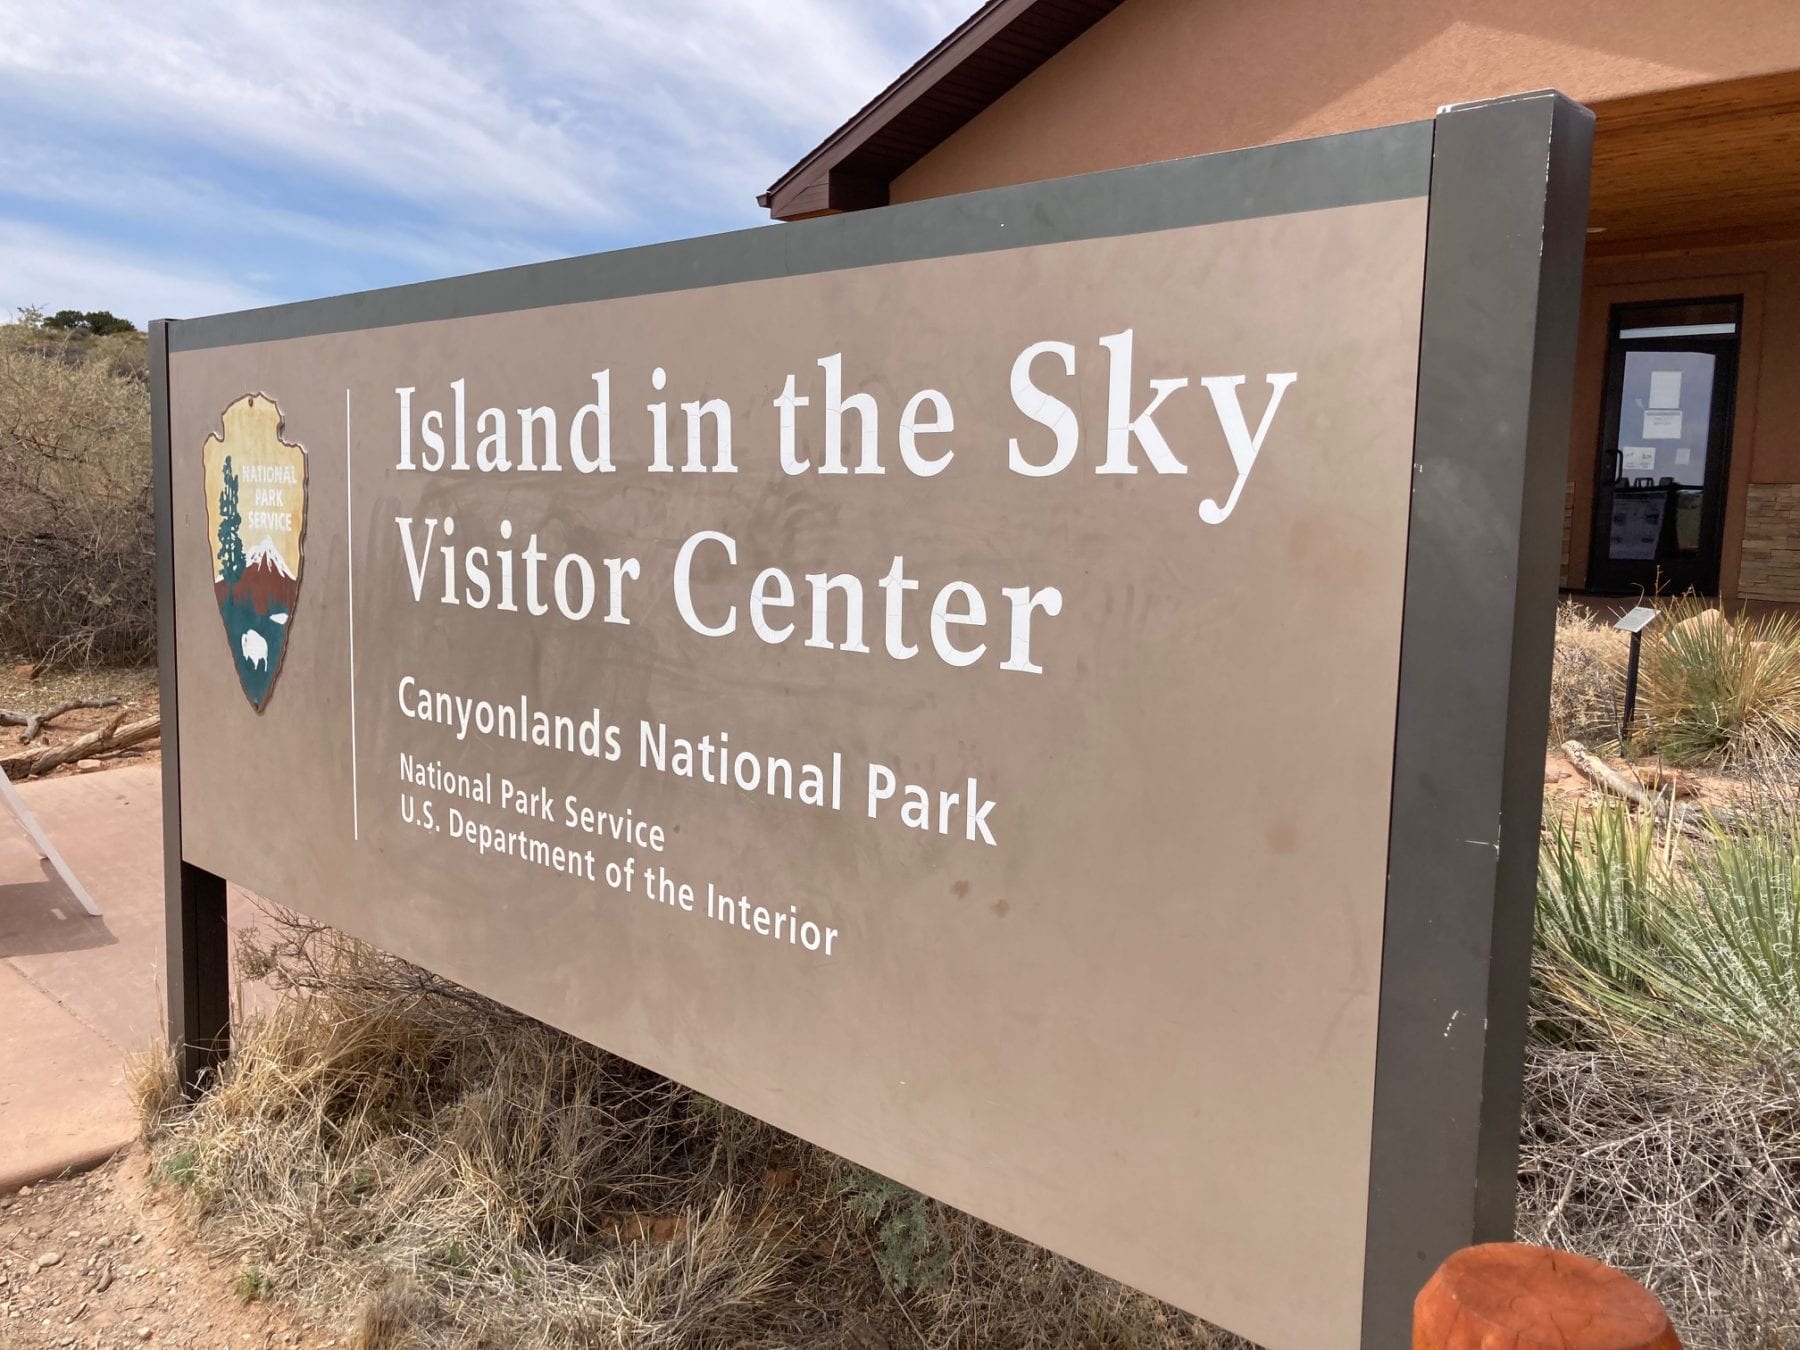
[1637, 597, 1800, 763]
[1537, 800, 1656, 994]
[1535, 794, 1800, 1064]
[1635, 809, 1800, 1059]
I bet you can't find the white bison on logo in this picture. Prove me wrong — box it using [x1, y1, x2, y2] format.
[240, 628, 269, 671]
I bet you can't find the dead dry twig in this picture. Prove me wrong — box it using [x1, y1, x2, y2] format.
[0, 695, 122, 743]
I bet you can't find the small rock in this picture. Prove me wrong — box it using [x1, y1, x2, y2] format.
[76, 759, 103, 771]
[95, 1236, 110, 1249]
[129, 1233, 142, 1245]
[13, 662, 37, 681]
[1671, 608, 1729, 640]
[138, 1326, 152, 1340]
[34, 1252, 62, 1270]
[18, 1187, 31, 1197]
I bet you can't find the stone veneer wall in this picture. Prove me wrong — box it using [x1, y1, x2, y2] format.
[1738, 484, 1800, 602]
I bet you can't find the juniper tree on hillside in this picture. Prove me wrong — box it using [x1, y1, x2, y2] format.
[217, 455, 245, 583]
[43, 309, 136, 336]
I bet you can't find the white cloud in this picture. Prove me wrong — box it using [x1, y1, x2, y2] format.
[0, 1, 968, 231]
[0, 140, 551, 281]
[0, 220, 277, 326]
[0, 1, 983, 316]
[0, 1, 623, 228]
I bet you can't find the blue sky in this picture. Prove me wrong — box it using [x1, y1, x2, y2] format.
[0, 1, 976, 327]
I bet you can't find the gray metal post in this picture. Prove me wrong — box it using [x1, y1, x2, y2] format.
[150, 318, 232, 1097]
[1360, 90, 1593, 1346]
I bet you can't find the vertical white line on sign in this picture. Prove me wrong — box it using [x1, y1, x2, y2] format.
[345, 387, 360, 842]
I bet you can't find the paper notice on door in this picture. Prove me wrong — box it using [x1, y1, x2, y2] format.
[1675, 445, 1693, 467]
[1610, 493, 1667, 560]
[1643, 409, 1683, 439]
[1648, 369, 1683, 409]
[1621, 445, 1657, 474]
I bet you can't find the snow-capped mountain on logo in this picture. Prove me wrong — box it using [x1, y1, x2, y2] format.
[215, 537, 300, 617]
[242, 537, 296, 578]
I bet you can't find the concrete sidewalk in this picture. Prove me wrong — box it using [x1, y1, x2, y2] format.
[0, 763, 262, 1191]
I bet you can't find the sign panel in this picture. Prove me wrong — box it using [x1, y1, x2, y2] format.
[155, 94, 1591, 1349]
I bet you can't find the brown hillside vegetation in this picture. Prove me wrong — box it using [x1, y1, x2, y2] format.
[0, 314, 155, 671]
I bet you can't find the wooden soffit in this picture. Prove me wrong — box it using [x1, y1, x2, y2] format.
[1586, 71, 1800, 258]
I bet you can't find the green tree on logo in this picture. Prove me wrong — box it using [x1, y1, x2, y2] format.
[217, 454, 246, 583]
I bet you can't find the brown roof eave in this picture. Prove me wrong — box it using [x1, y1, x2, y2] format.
[760, 0, 1123, 221]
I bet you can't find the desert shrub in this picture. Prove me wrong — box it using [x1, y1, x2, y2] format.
[1548, 601, 1628, 746]
[1638, 598, 1800, 764]
[839, 1166, 952, 1293]
[142, 912, 1243, 1350]
[1537, 795, 1800, 1061]
[43, 308, 137, 337]
[1537, 795, 1656, 1001]
[1530, 790, 1800, 1347]
[0, 317, 155, 669]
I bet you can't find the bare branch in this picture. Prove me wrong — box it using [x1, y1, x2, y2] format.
[0, 696, 123, 743]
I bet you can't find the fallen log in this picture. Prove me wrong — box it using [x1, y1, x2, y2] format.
[1, 714, 159, 780]
[1560, 740, 1655, 809]
[0, 696, 123, 743]
[1559, 739, 1739, 835]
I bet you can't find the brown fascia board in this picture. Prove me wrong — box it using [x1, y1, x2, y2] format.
[759, 0, 1123, 221]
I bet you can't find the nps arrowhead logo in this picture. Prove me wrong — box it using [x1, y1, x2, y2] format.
[202, 394, 306, 711]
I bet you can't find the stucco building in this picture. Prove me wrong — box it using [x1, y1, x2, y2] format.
[763, 0, 1800, 603]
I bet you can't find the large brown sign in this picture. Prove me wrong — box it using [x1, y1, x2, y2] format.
[154, 93, 1592, 1348]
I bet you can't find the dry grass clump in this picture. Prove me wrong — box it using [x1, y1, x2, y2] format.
[141, 912, 1244, 1350]
[1516, 1036, 1800, 1349]
[0, 316, 155, 669]
[1638, 597, 1800, 765]
[1549, 601, 1629, 746]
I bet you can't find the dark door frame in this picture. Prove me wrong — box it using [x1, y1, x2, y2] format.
[1586, 295, 1742, 595]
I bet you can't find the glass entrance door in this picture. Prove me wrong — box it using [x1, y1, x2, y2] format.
[1588, 298, 1741, 595]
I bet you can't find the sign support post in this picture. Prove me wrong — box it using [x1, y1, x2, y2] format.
[1360, 90, 1593, 1346]
[152, 318, 232, 1098]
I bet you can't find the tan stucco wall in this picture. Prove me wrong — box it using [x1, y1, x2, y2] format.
[1565, 243, 1800, 600]
[891, 0, 1800, 204]
[888, 0, 1800, 599]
